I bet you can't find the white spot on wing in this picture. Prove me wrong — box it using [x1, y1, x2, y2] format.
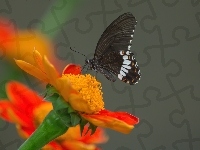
[123, 55, 128, 60]
[128, 45, 131, 50]
[135, 62, 138, 67]
[122, 65, 131, 69]
[131, 35, 133, 37]
[130, 40, 132, 43]
[121, 67, 128, 73]
[120, 70, 126, 77]
[126, 51, 130, 55]
[123, 60, 131, 65]
[120, 50, 124, 55]
[118, 74, 123, 80]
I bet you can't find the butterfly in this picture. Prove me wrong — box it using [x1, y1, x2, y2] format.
[84, 12, 141, 85]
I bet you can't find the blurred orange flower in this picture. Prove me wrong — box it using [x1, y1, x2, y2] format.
[0, 17, 53, 64]
[15, 50, 139, 134]
[0, 81, 108, 150]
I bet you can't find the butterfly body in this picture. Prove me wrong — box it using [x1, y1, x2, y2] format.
[85, 12, 141, 85]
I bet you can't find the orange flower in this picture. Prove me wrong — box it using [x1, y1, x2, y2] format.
[15, 50, 139, 134]
[0, 17, 53, 64]
[0, 81, 108, 150]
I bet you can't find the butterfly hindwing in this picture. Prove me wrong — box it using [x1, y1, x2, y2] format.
[97, 49, 140, 84]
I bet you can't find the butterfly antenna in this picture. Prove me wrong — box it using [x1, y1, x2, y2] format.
[70, 47, 89, 72]
[70, 47, 87, 58]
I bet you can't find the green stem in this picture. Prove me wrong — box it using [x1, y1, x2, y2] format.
[18, 110, 68, 150]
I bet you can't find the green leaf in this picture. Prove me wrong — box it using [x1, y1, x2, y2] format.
[45, 84, 59, 98]
[85, 122, 97, 136]
[44, 85, 81, 127]
[51, 95, 69, 110]
[67, 105, 75, 113]
[88, 122, 97, 135]
[80, 118, 89, 136]
[70, 113, 81, 126]
[46, 93, 59, 103]
[57, 108, 72, 127]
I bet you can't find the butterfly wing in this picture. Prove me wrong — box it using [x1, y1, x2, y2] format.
[94, 12, 136, 58]
[94, 12, 141, 85]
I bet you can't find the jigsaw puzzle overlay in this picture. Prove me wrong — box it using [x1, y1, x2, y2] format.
[1, 0, 200, 149]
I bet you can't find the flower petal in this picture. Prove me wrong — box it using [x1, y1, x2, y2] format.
[0, 100, 32, 126]
[42, 141, 63, 150]
[61, 141, 97, 150]
[33, 50, 45, 72]
[68, 93, 95, 114]
[16, 124, 35, 139]
[79, 126, 108, 145]
[81, 109, 139, 134]
[62, 64, 81, 75]
[6, 81, 42, 114]
[54, 77, 72, 101]
[43, 56, 59, 85]
[0, 100, 14, 121]
[33, 102, 53, 126]
[15, 59, 49, 82]
[57, 125, 108, 145]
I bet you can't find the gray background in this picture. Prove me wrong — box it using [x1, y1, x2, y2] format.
[0, 0, 200, 149]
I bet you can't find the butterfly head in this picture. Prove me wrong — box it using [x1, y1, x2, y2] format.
[85, 59, 97, 71]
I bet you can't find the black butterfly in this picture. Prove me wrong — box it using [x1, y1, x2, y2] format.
[85, 12, 141, 85]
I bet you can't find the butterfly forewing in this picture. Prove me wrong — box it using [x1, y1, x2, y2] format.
[94, 12, 137, 58]
[88, 12, 141, 85]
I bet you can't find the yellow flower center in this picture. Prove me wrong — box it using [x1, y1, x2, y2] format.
[64, 74, 104, 113]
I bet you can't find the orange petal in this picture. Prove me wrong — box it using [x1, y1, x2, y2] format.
[42, 141, 63, 150]
[81, 110, 139, 134]
[3, 29, 53, 63]
[80, 126, 108, 144]
[0, 18, 14, 42]
[15, 59, 49, 83]
[6, 81, 42, 114]
[0, 100, 14, 121]
[54, 77, 72, 102]
[57, 125, 81, 141]
[61, 141, 97, 150]
[43, 56, 59, 85]
[57, 125, 108, 145]
[16, 124, 35, 139]
[68, 93, 95, 114]
[33, 102, 53, 126]
[7, 106, 34, 127]
[5, 81, 44, 127]
[62, 64, 81, 75]
[33, 50, 45, 72]
[0, 100, 32, 126]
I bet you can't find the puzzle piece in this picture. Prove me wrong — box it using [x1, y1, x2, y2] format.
[0, 139, 22, 150]
[142, 1, 200, 44]
[0, 0, 12, 16]
[0, 119, 9, 131]
[169, 86, 200, 149]
[0, 122, 22, 150]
